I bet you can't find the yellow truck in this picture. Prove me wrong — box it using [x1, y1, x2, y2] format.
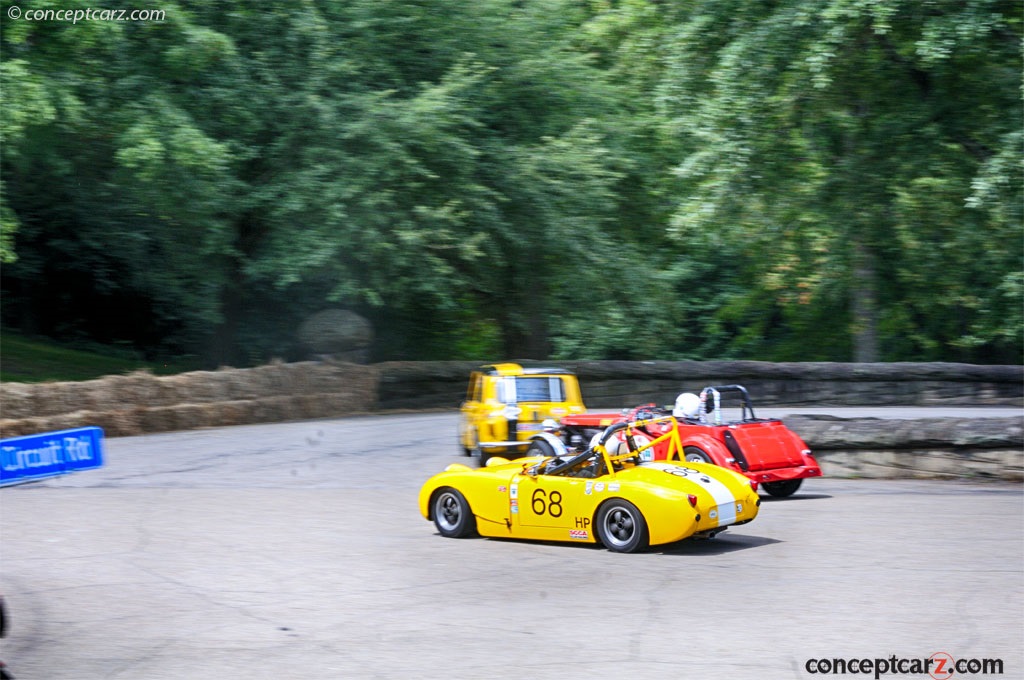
[459, 363, 586, 465]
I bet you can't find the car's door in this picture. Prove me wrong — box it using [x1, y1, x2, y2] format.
[513, 471, 590, 535]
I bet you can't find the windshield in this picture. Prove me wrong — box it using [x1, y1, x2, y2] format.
[497, 377, 565, 404]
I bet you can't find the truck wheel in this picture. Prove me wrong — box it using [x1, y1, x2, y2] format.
[525, 439, 555, 458]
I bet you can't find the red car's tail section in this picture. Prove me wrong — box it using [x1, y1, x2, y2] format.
[725, 420, 808, 472]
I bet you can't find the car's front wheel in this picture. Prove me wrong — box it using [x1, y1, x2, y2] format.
[763, 479, 803, 497]
[595, 499, 649, 553]
[432, 488, 477, 538]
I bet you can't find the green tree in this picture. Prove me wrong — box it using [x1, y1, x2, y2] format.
[659, 0, 1022, 362]
[2, 0, 640, 362]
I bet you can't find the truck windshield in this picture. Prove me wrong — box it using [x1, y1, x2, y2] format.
[497, 377, 565, 403]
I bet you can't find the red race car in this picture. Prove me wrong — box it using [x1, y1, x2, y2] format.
[554, 385, 821, 497]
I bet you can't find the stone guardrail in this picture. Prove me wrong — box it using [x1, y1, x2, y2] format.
[784, 415, 1022, 482]
[0, 359, 1020, 480]
[376, 360, 1023, 409]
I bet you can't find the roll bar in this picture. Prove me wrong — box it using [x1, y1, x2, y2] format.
[699, 384, 757, 424]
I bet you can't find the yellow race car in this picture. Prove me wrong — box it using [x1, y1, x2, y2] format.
[421, 416, 762, 553]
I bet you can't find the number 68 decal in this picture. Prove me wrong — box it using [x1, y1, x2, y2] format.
[662, 466, 701, 477]
[531, 488, 563, 517]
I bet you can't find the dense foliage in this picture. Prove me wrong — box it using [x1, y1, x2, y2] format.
[2, 0, 1020, 366]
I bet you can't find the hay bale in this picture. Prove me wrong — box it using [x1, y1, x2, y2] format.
[0, 419, 32, 438]
[248, 397, 295, 424]
[226, 366, 275, 401]
[273, 361, 310, 396]
[32, 381, 74, 416]
[292, 394, 325, 419]
[70, 378, 110, 412]
[151, 374, 184, 407]
[214, 400, 249, 427]
[224, 399, 258, 426]
[1, 416, 48, 437]
[0, 382, 36, 420]
[304, 363, 379, 404]
[172, 404, 215, 431]
[315, 392, 365, 417]
[107, 371, 161, 409]
[92, 409, 143, 437]
[253, 364, 294, 397]
[45, 411, 92, 431]
[136, 406, 180, 434]
[168, 371, 225, 404]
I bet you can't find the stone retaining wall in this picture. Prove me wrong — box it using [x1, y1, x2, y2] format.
[0, 359, 1020, 481]
[377, 360, 1023, 409]
[784, 415, 1023, 482]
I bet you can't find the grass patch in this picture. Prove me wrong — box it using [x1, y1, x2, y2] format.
[0, 332, 198, 383]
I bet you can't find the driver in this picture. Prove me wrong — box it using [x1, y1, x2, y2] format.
[672, 392, 702, 422]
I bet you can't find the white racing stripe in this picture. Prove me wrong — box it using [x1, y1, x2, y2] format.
[642, 463, 739, 526]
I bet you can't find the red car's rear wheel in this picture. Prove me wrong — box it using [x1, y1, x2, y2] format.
[762, 479, 803, 497]
[683, 446, 711, 463]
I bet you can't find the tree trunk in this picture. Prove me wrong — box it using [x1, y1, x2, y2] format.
[206, 263, 243, 368]
[851, 239, 879, 362]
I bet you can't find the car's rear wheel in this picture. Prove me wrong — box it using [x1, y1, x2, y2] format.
[432, 488, 477, 538]
[595, 499, 649, 553]
[763, 479, 803, 497]
[683, 446, 711, 464]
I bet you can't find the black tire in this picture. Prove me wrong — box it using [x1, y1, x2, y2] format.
[432, 488, 477, 538]
[762, 479, 803, 498]
[595, 499, 649, 553]
[525, 439, 556, 458]
[683, 446, 711, 464]
[461, 427, 477, 456]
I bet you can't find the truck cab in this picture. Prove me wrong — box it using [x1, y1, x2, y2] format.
[459, 363, 585, 465]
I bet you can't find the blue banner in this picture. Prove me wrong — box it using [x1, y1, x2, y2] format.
[0, 426, 104, 487]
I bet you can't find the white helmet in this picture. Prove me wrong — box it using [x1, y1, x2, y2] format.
[672, 392, 701, 419]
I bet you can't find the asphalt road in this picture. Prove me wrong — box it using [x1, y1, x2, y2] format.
[1, 411, 1021, 680]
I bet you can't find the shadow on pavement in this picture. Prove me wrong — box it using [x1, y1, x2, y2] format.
[653, 533, 782, 556]
[759, 493, 833, 502]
